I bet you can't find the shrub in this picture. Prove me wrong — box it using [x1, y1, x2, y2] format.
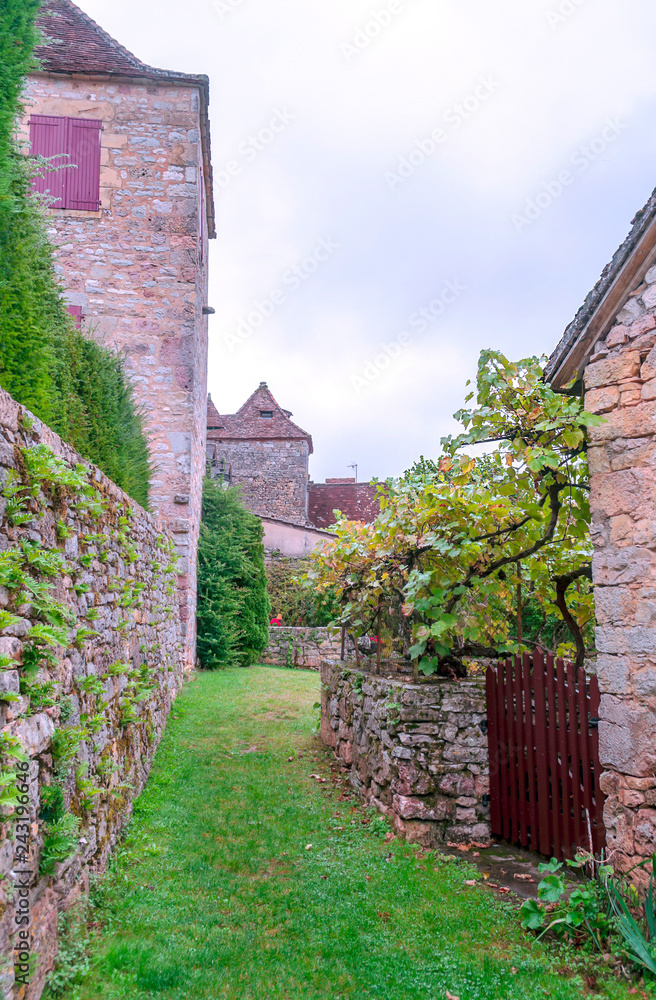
[266, 556, 338, 627]
[197, 479, 270, 669]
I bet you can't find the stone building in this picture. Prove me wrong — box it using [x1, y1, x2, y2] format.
[23, 0, 215, 667]
[547, 187, 656, 870]
[206, 385, 381, 555]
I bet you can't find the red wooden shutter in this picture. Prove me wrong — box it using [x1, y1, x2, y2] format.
[29, 116, 68, 208]
[65, 118, 102, 211]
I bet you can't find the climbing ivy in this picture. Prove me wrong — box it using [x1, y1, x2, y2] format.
[0, 438, 180, 876]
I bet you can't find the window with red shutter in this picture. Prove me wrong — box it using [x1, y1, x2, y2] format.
[29, 116, 102, 212]
[29, 116, 67, 208]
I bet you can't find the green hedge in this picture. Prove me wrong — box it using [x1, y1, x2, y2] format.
[197, 480, 270, 669]
[0, 0, 151, 509]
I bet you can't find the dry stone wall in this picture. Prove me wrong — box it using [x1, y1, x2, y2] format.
[0, 389, 183, 999]
[321, 661, 491, 848]
[210, 439, 311, 526]
[584, 269, 656, 872]
[262, 627, 354, 670]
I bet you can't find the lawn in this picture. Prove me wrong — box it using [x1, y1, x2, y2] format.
[54, 667, 637, 1000]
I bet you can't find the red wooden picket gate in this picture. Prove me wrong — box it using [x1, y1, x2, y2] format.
[486, 651, 605, 860]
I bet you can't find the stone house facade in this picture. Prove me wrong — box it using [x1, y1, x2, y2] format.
[22, 0, 216, 667]
[206, 386, 381, 555]
[207, 384, 313, 527]
[547, 188, 656, 870]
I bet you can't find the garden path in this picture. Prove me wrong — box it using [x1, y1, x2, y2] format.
[57, 668, 633, 1000]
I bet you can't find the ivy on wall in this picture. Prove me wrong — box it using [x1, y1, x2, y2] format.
[0, 431, 179, 878]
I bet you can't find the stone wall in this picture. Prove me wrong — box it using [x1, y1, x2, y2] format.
[584, 271, 656, 872]
[262, 628, 353, 670]
[320, 661, 490, 848]
[21, 73, 210, 669]
[0, 389, 183, 999]
[210, 439, 311, 526]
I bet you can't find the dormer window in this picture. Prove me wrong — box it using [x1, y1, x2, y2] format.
[260, 410, 274, 419]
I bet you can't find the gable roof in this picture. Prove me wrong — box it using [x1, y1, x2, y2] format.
[33, 0, 215, 238]
[546, 186, 656, 388]
[207, 384, 313, 453]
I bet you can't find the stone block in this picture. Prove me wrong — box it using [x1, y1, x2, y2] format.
[7, 713, 55, 756]
[585, 385, 619, 414]
[599, 697, 656, 775]
[585, 352, 641, 390]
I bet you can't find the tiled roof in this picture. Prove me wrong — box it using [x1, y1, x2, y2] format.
[206, 384, 313, 453]
[308, 482, 380, 529]
[33, 0, 216, 238]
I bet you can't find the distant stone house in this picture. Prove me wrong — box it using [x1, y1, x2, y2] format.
[22, 0, 216, 667]
[206, 385, 380, 556]
[547, 188, 656, 869]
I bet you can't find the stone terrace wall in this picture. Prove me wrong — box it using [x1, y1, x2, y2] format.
[0, 390, 183, 999]
[584, 272, 656, 872]
[321, 661, 490, 848]
[262, 627, 354, 670]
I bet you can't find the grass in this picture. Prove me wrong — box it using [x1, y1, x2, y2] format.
[54, 667, 639, 1000]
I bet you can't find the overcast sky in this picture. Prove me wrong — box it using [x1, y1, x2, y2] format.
[80, 0, 656, 483]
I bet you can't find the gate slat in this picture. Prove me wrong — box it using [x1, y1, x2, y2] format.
[556, 659, 574, 858]
[589, 674, 606, 854]
[522, 652, 538, 852]
[486, 665, 502, 839]
[577, 666, 594, 854]
[545, 654, 562, 860]
[566, 660, 584, 854]
[513, 655, 528, 846]
[532, 649, 552, 857]
[505, 658, 519, 844]
[495, 660, 511, 841]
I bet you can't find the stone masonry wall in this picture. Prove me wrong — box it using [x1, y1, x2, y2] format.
[0, 389, 183, 999]
[584, 264, 656, 872]
[211, 439, 310, 526]
[21, 74, 210, 669]
[321, 661, 490, 848]
[262, 628, 354, 670]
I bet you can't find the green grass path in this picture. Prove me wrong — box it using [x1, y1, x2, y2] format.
[65, 668, 632, 1000]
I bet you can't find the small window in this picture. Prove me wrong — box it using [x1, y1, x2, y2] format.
[30, 115, 102, 211]
[260, 410, 274, 419]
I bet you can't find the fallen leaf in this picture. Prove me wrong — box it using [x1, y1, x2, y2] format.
[511, 967, 518, 975]
[488, 882, 498, 888]
[384, 832, 395, 844]
[446, 992, 460, 1000]
[465, 879, 477, 886]
[320, 875, 328, 880]
[366, 875, 372, 882]
[514, 874, 535, 882]
[377, 910, 391, 921]
[498, 887, 510, 895]
[305, 844, 313, 851]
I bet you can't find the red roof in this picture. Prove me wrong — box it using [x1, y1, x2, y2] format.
[207, 385, 313, 453]
[34, 0, 215, 237]
[309, 482, 380, 529]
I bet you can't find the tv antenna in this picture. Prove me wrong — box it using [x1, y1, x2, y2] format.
[348, 463, 358, 483]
